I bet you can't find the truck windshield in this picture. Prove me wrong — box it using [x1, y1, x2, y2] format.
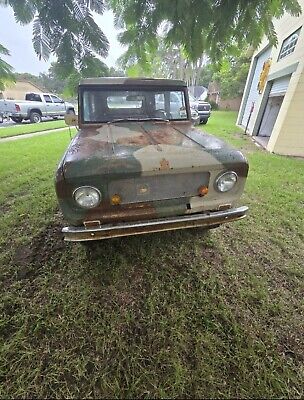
[81, 88, 189, 123]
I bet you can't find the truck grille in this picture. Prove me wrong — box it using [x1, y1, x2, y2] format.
[109, 172, 210, 204]
[198, 104, 210, 111]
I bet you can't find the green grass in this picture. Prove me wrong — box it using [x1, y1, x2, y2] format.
[0, 119, 67, 138]
[0, 115, 303, 398]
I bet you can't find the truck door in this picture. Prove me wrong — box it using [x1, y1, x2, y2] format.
[51, 95, 65, 116]
[43, 94, 54, 116]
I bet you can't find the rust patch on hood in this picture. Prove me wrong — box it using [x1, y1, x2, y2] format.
[61, 121, 237, 180]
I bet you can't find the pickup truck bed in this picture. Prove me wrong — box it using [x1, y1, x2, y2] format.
[0, 92, 75, 123]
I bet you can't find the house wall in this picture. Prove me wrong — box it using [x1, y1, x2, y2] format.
[269, 67, 304, 156]
[1, 81, 44, 100]
[237, 0, 304, 157]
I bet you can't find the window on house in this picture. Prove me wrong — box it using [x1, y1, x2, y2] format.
[278, 28, 301, 60]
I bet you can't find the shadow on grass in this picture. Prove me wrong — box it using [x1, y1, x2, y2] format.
[11, 220, 217, 283]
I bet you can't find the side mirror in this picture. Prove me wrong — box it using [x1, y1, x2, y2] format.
[65, 113, 78, 126]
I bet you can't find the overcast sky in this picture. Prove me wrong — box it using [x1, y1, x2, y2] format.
[0, 6, 125, 75]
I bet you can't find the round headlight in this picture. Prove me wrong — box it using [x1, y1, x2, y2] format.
[73, 186, 101, 209]
[216, 171, 238, 192]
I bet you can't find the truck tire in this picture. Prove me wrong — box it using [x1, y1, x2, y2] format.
[30, 111, 42, 123]
[11, 117, 23, 123]
[201, 119, 208, 125]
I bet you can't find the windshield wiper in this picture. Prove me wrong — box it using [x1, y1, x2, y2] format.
[139, 117, 169, 122]
[110, 117, 169, 123]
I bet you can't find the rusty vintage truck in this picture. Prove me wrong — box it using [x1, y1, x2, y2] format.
[55, 77, 248, 241]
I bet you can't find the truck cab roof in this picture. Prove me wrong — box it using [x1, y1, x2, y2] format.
[26, 92, 60, 96]
[79, 77, 187, 87]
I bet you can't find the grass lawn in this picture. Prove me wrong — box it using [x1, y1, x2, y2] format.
[0, 113, 303, 398]
[0, 119, 67, 138]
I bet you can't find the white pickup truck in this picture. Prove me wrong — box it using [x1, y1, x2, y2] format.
[0, 92, 75, 123]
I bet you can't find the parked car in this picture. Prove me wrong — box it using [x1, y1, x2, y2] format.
[189, 93, 211, 124]
[156, 91, 200, 125]
[0, 92, 75, 123]
[57, 77, 249, 242]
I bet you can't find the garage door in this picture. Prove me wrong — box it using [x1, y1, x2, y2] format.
[241, 47, 272, 130]
[269, 75, 290, 97]
[258, 96, 284, 137]
[258, 75, 290, 137]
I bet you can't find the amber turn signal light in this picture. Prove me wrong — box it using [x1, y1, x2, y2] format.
[111, 194, 121, 205]
[198, 185, 209, 197]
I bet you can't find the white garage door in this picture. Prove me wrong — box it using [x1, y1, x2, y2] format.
[269, 75, 290, 97]
[241, 47, 272, 130]
[257, 75, 290, 137]
[258, 96, 284, 137]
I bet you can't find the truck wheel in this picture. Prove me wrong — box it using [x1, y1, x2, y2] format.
[30, 112, 42, 123]
[11, 117, 23, 123]
[201, 119, 208, 125]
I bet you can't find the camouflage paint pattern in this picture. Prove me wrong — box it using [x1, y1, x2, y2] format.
[55, 119, 248, 227]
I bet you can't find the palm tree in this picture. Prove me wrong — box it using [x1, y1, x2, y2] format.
[0, 44, 15, 91]
[0, 0, 109, 78]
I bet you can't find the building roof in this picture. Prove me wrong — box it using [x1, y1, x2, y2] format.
[0, 80, 45, 97]
[79, 77, 187, 87]
[21, 80, 45, 92]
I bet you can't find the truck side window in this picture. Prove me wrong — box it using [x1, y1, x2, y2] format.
[51, 95, 63, 103]
[43, 95, 53, 103]
[25, 93, 42, 102]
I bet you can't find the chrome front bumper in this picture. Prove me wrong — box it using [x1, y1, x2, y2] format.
[62, 206, 248, 242]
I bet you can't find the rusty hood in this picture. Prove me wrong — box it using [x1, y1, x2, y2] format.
[62, 121, 244, 179]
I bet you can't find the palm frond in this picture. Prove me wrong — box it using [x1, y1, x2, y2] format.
[0, 42, 15, 91]
[72, 0, 88, 21]
[32, 16, 51, 60]
[81, 0, 105, 14]
[0, 43, 10, 56]
[7, 0, 36, 24]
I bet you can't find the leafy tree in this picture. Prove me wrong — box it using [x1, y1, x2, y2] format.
[118, 38, 207, 86]
[0, 44, 15, 91]
[199, 64, 215, 88]
[109, 0, 301, 62]
[108, 66, 125, 77]
[50, 57, 109, 97]
[0, 0, 109, 77]
[212, 53, 252, 99]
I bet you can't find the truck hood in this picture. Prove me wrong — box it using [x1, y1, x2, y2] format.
[62, 121, 247, 179]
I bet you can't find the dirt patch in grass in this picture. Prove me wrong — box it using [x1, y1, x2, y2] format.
[0, 203, 12, 214]
[13, 222, 66, 279]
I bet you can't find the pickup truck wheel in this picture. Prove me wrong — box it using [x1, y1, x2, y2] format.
[30, 112, 42, 123]
[11, 117, 23, 123]
[201, 119, 208, 125]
